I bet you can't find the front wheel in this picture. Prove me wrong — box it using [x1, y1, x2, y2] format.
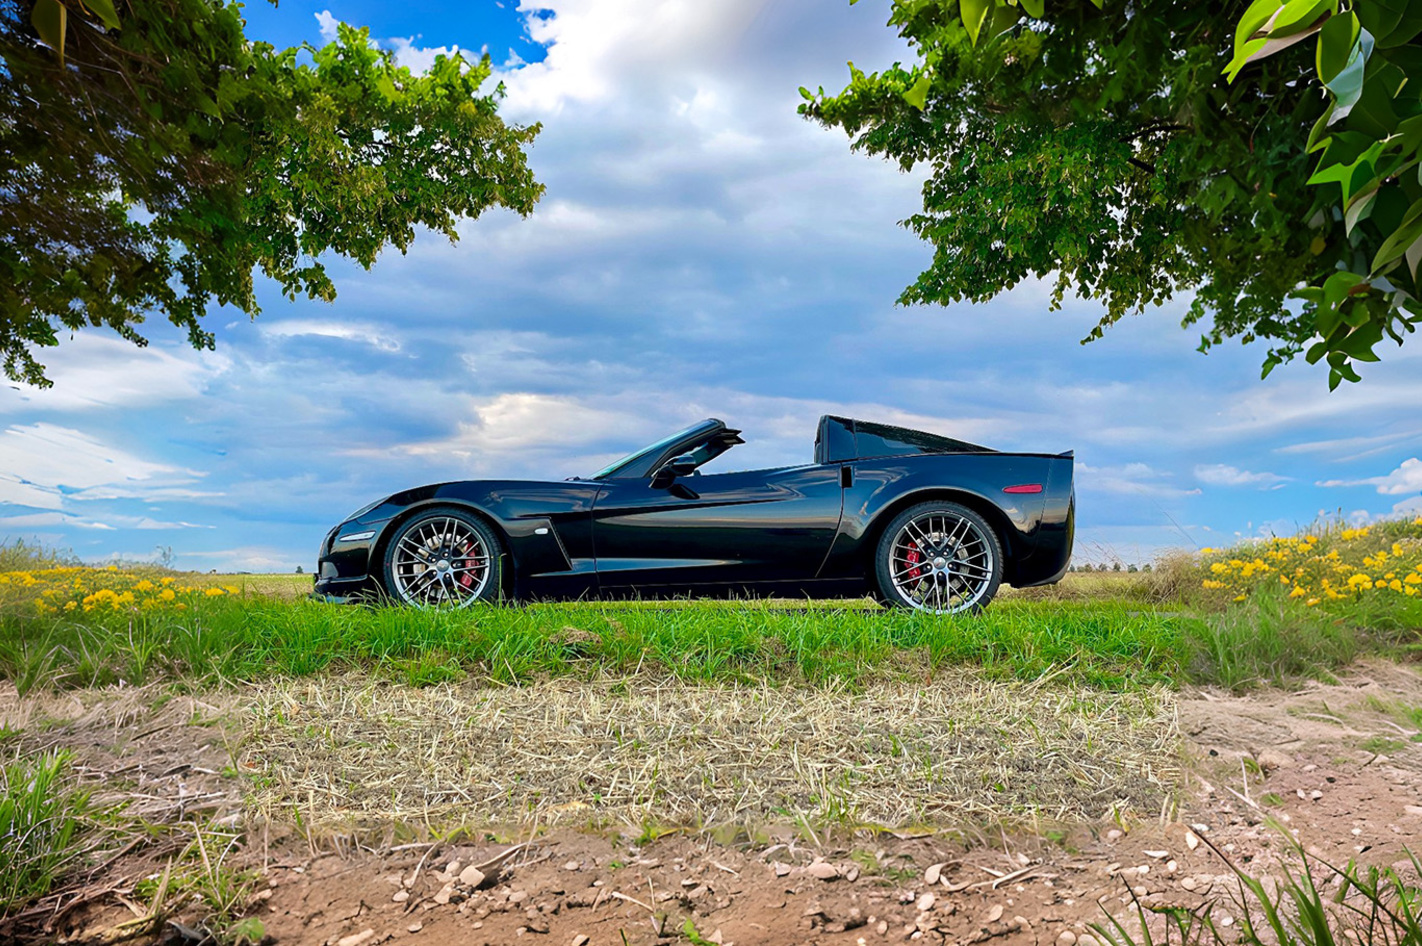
[874, 502, 1003, 614]
[381, 509, 503, 608]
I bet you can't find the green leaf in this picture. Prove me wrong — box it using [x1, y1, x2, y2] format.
[961, 0, 991, 45]
[1020, 0, 1044, 17]
[31, 0, 66, 65]
[1316, 11, 1359, 83]
[1337, 320, 1384, 359]
[798, 86, 814, 100]
[1369, 197, 1422, 273]
[903, 73, 932, 110]
[1344, 187, 1377, 233]
[81, 0, 121, 30]
[1224, 38, 1268, 81]
[1236, 0, 1285, 49]
[1271, 0, 1335, 37]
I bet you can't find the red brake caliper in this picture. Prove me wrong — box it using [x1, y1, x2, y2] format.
[458, 541, 475, 589]
[905, 542, 921, 580]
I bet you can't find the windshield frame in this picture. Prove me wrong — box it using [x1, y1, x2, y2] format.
[591, 419, 725, 480]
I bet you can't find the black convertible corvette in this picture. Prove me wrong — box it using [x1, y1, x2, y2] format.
[313, 415, 1074, 614]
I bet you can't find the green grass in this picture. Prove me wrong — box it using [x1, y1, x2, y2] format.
[0, 593, 1194, 692]
[0, 750, 89, 917]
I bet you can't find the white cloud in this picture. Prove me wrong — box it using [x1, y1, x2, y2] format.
[262, 319, 402, 352]
[1194, 464, 1289, 488]
[315, 10, 340, 43]
[1, 424, 197, 496]
[1318, 457, 1422, 495]
[0, 334, 219, 414]
[1076, 462, 1201, 499]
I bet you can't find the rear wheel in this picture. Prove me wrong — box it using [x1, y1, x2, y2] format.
[381, 509, 503, 608]
[874, 501, 1002, 614]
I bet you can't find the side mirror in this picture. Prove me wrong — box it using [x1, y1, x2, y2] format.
[652, 454, 698, 488]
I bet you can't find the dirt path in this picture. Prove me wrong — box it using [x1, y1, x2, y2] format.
[2, 661, 1420, 945]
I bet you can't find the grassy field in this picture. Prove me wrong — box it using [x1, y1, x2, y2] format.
[2, 517, 1419, 695]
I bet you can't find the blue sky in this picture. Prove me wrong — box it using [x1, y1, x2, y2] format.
[2, 0, 1420, 572]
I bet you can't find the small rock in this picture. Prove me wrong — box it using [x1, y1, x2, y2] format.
[1181, 878, 1197, 891]
[876, 920, 889, 935]
[572, 937, 590, 946]
[433, 884, 454, 905]
[1256, 749, 1294, 771]
[459, 866, 486, 888]
[1013, 916, 1030, 929]
[986, 904, 1004, 923]
[1057, 932, 1078, 946]
[392, 890, 409, 903]
[337, 931, 376, 946]
[407, 922, 423, 933]
[1166, 860, 1178, 873]
[1106, 829, 1123, 842]
[1185, 832, 1200, 851]
[846, 865, 860, 882]
[1137, 865, 1150, 875]
[807, 862, 840, 880]
[1311, 790, 1324, 800]
[924, 862, 950, 886]
[1405, 805, 1422, 816]
[526, 918, 550, 934]
[916, 893, 935, 912]
[563, 860, 581, 871]
[774, 863, 791, 877]
[509, 890, 529, 904]
[1132, 886, 1148, 897]
[1143, 850, 1169, 859]
[1303, 763, 1317, 772]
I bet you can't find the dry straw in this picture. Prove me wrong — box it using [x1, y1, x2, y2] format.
[239, 672, 1179, 831]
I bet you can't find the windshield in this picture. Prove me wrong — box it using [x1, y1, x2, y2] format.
[591, 421, 711, 480]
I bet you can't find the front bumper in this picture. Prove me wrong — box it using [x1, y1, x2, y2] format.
[312, 517, 392, 604]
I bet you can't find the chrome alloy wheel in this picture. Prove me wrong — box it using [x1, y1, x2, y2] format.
[389, 515, 492, 607]
[887, 511, 996, 614]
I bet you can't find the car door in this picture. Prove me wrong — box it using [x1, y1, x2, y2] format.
[591, 464, 844, 590]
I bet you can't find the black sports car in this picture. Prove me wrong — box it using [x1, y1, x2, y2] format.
[313, 415, 1074, 614]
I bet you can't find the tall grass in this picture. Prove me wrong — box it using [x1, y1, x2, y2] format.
[0, 750, 89, 917]
[0, 594, 1191, 693]
[1096, 830, 1421, 946]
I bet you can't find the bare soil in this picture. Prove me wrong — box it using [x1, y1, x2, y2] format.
[3, 660, 1420, 946]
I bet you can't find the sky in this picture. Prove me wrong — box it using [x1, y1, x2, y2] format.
[2, 0, 1421, 573]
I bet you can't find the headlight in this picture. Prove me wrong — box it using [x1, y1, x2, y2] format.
[345, 497, 386, 521]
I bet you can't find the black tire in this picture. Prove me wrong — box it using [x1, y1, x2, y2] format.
[381, 508, 504, 608]
[874, 501, 1003, 614]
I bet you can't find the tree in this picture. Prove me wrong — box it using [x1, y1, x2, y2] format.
[1, 0, 543, 386]
[801, 0, 1422, 387]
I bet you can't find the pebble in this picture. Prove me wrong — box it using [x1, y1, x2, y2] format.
[924, 862, 950, 886]
[509, 890, 529, 904]
[563, 860, 581, 871]
[846, 866, 860, 882]
[392, 890, 409, 903]
[916, 893, 936, 912]
[876, 920, 889, 935]
[458, 866, 486, 888]
[807, 862, 840, 880]
[1185, 832, 1200, 851]
[1181, 877, 1197, 891]
[572, 937, 590, 946]
[1106, 829, 1123, 841]
[432, 884, 453, 905]
[1132, 886, 1148, 897]
[986, 904, 1004, 923]
[1166, 860, 1177, 873]
[1311, 790, 1324, 800]
[336, 931, 376, 946]
[407, 922, 423, 933]
[1405, 806, 1422, 816]
[1143, 850, 1168, 859]
[1057, 932, 1078, 946]
[774, 863, 791, 877]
